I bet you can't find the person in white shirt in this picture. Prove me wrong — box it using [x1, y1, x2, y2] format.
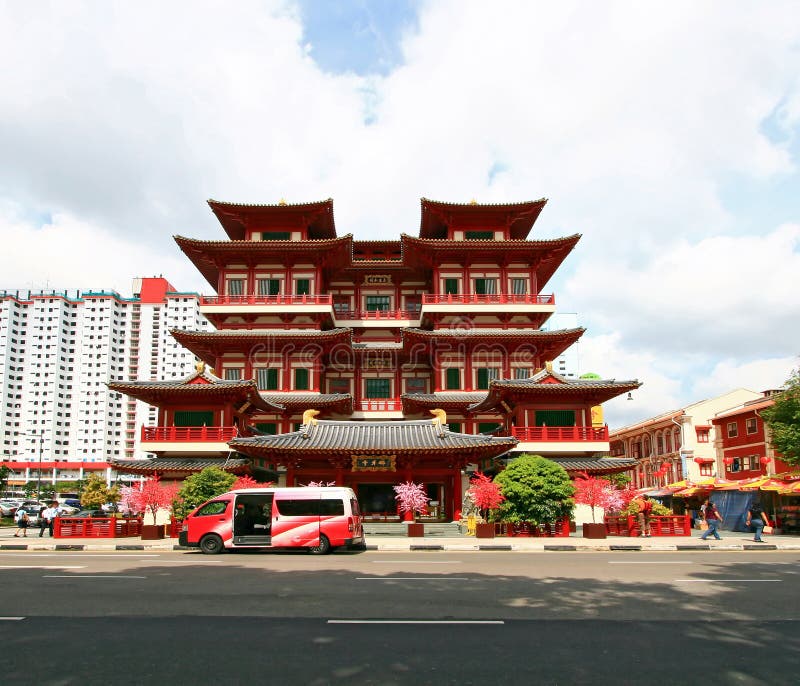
[39, 502, 61, 537]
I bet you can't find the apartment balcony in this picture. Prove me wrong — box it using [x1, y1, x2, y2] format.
[510, 425, 610, 455]
[140, 425, 238, 455]
[333, 309, 421, 327]
[421, 293, 556, 315]
[200, 294, 334, 316]
[352, 398, 404, 419]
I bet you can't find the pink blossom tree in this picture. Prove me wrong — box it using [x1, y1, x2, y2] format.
[393, 481, 430, 521]
[573, 473, 622, 523]
[466, 472, 505, 521]
[127, 478, 181, 525]
[231, 476, 274, 490]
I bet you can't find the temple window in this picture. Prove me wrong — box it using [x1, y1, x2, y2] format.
[258, 279, 281, 296]
[445, 368, 461, 390]
[295, 279, 310, 296]
[294, 368, 309, 390]
[477, 422, 501, 434]
[513, 367, 530, 379]
[174, 410, 214, 427]
[535, 410, 575, 427]
[255, 422, 277, 434]
[365, 295, 390, 311]
[256, 368, 279, 390]
[333, 295, 350, 314]
[476, 367, 499, 390]
[473, 278, 497, 295]
[224, 368, 242, 381]
[227, 279, 244, 296]
[510, 278, 527, 295]
[260, 231, 291, 241]
[365, 378, 391, 398]
[443, 278, 459, 295]
[448, 422, 462, 433]
[465, 230, 495, 240]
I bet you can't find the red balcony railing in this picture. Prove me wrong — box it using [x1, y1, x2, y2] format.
[334, 309, 420, 321]
[422, 293, 555, 305]
[356, 399, 403, 412]
[141, 426, 239, 442]
[512, 425, 610, 442]
[200, 294, 332, 306]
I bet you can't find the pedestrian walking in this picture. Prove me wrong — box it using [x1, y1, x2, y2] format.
[746, 500, 770, 542]
[39, 501, 60, 537]
[700, 499, 723, 540]
[633, 495, 653, 537]
[13, 507, 30, 537]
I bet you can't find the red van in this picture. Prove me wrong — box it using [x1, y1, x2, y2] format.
[179, 486, 364, 555]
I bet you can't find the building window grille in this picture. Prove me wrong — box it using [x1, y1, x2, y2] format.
[295, 279, 310, 296]
[727, 422, 738, 438]
[746, 417, 758, 434]
[510, 278, 527, 295]
[474, 278, 497, 295]
[513, 367, 529, 379]
[294, 368, 309, 390]
[443, 278, 459, 295]
[365, 296, 390, 312]
[258, 279, 280, 296]
[465, 230, 494, 240]
[365, 378, 391, 398]
[445, 368, 460, 390]
[257, 368, 279, 390]
[476, 367, 499, 390]
[227, 279, 244, 296]
[261, 231, 291, 241]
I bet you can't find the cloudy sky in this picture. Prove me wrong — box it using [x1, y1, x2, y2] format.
[1, 0, 798, 427]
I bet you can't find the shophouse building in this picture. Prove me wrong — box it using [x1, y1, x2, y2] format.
[109, 197, 640, 519]
[609, 388, 763, 489]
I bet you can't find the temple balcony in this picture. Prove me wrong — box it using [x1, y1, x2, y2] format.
[140, 425, 238, 456]
[199, 294, 334, 316]
[351, 398, 404, 419]
[510, 425, 610, 455]
[333, 309, 422, 328]
[420, 293, 556, 315]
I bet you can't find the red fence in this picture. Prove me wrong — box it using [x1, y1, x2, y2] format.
[422, 293, 555, 305]
[141, 426, 238, 442]
[512, 426, 610, 442]
[201, 294, 332, 306]
[54, 517, 143, 538]
[355, 399, 403, 412]
[605, 514, 691, 537]
[494, 519, 571, 537]
[334, 309, 419, 321]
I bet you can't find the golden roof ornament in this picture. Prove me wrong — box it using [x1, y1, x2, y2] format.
[545, 360, 553, 372]
[195, 360, 205, 374]
[278, 198, 287, 206]
[430, 408, 447, 424]
[302, 408, 320, 426]
[469, 198, 478, 205]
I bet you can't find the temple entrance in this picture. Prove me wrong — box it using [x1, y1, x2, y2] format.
[357, 483, 397, 520]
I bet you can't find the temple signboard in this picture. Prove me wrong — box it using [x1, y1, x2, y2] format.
[352, 455, 396, 472]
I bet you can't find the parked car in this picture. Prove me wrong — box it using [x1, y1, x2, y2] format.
[0, 500, 21, 516]
[58, 504, 80, 515]
[71, 509, 109, 518]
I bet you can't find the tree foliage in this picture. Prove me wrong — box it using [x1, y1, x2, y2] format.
[231, 475, 273, 490]
[466, 472, 505, 520]
[573, 473, 623, 523]
[0, 465, 10, 495]
[761, 368, 800, 466]
[173, 467, 236, 519]
[121, 478, 181, 524]
[80, 474, 119, 509]
[494, 454, 575, 524]
[393, 481, 430, 517]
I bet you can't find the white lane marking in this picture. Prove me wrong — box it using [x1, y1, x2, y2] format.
[356, 577, 470, 581]
[371, 561, 461, 564]
[0, 566, 87, 570]
[42, 575, 147, 579]
[674, 579, 781, 583]
[328, 620, 504, 625]
[609, 561, 692, 564]
[0, 617, 25, 621]
[0, 554, 160, 558]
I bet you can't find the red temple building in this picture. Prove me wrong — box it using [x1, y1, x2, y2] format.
[110, 197, 639, 520]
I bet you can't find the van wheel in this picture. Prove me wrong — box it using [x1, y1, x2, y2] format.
[309, 534, 331, 555]
[199, 534, 224, 555]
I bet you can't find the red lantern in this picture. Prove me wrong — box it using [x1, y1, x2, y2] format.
[661, 461, 671, 471]
[723, 457, 734, 466]
[760, 456, 771, 465]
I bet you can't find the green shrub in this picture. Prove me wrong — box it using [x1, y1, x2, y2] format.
[494, 454, 575, 524]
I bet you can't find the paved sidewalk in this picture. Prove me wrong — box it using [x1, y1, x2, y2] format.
[2, 526, 800, 552]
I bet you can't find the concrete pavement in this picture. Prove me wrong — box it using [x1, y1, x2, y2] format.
[3, 525, 800, 551]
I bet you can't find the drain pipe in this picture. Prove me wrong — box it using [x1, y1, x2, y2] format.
[670, 416, 687, 479]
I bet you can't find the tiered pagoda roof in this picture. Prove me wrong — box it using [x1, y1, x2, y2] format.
[469, 369, 642, 413]
[419, 198, 548, 240]
[207, 198, 337, 240]
[230, 419, 517, 461]
[108, 367, 284, 413]
[402, 392, 488, 414]
[108, 456, 254, 478]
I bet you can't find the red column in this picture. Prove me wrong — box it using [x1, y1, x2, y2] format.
[452, 469, 463, 520]
[285, 464, 294, 487]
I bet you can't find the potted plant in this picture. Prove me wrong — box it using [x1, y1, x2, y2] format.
[573, 473, 622, 539]
[393, 481, 430, 537]
[466, 472, 505, 538]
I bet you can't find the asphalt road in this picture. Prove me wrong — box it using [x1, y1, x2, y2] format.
[1, 550, 798, 685]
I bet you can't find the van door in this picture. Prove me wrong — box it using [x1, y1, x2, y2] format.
[271, 493, 321, 547]
[232, 494, 274, 546]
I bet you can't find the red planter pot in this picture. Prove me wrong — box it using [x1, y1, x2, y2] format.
[141, 524, 165, 540]
[475, 523, 495, 539]
[407, 523, 424, 537]
[582, 523, 607, 539]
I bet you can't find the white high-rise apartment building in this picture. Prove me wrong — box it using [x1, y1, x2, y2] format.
[0, 277, 210, 480]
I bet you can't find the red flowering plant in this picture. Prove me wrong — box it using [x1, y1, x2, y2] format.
[231, 476, 274, 490]
[121, 477, 181, 525]
[393, 481, 430, 521]
[573, 473, 623, 523]
[466, 472, 505, 522]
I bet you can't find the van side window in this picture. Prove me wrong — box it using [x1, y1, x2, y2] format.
[195, 501, 229, 517]
[276, 499, 318, 516]
[319, 499, 345, 516]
